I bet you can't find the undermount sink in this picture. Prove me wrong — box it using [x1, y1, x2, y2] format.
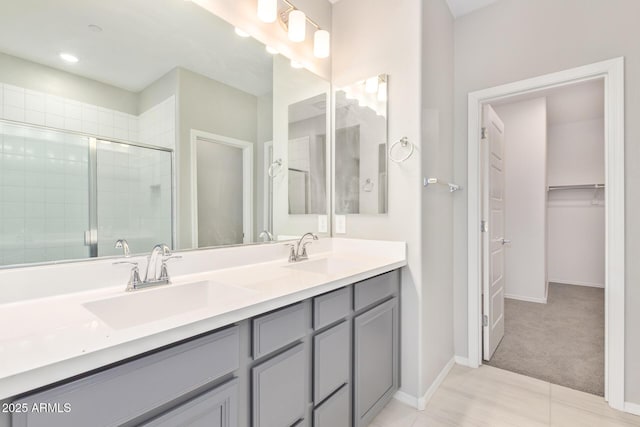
[283, 257, 356, 276]
[83, 281, 254, 330]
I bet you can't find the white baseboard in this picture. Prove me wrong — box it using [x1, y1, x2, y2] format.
[417, 358, 456, 410]
[393, 390, 420, 409]
[454, 355, 472, 367]
[549, 279, 605, 288]
[505, 293, 547, 304]
[393, 357, 456, 411]
[624, 402, 640, 416]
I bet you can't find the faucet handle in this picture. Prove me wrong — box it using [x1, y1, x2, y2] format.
[113, 261, 141, 291]
[159, 255, 181, 282]
[286, 243, 297, 262]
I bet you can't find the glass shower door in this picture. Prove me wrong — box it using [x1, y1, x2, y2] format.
[96, 140, 172, 256]
[0, 122, 90, 266]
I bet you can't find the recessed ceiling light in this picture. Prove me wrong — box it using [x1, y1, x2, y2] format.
[266, 46, 279, 55]
[59, 53, 79, 63]
[234, 27, 250, 38]
[88, 24, 102, 33]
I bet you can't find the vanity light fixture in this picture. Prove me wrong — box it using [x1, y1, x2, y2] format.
[234, 27, 250, 37]
[59, 52, 79, 63]
[313, 29, 330, 58]
[258, 0, 277, 23]
[269, 0, 331, 58]
[287, 10, 306, 42]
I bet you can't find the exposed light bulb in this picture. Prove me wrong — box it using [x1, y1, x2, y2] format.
[59, 52, 79, 63]
[313, 29, 330, 58]
[365, 76, 379, 94]
[290, 60, 304, 69]
[288, 10, 306, 42]
[234, 27, 250, 37]
[266, 46, 279, 55]
[257, 0, 277, 23]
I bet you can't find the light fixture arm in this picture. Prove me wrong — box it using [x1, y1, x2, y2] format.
[280, 0, 323, 31]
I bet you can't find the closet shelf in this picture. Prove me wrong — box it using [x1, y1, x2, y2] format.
[547, 184, 605, 191]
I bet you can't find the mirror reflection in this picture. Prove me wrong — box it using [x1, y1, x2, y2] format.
[0, 0, 330, 267]
[288, 94, 328, 215]
[335, 75, 388, 215]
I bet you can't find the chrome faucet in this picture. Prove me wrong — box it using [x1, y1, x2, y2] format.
[114, 243, 181, 292]
[287, 232, 319, 262]
[259, 230, 275, 242]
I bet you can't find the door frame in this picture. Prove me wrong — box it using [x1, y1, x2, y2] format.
[190, 129, 254, 246]
[466, 57, 625, 409]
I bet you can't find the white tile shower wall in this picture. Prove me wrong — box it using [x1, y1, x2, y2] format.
[96, 143, 172, 257]
[138, 96, 176, 150]
[0, 124, 90, 266]
[0, 83, 140, 143]
[0, 84, 175, 265]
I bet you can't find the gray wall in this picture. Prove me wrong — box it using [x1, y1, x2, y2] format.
[0, 52, 138, 115]
[332, 0, 423, 398]
[452, 0, 640, 404]
[421, 0, 455, 394]
[177, 67, 258, 249]
[138, 68, 179, 114]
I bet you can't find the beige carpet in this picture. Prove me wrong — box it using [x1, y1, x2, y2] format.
[485, 283, 604, 396]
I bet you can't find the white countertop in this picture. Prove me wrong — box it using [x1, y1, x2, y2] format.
[0, 238, 406, 399]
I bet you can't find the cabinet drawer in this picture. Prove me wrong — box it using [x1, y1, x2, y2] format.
[12, 326, 239, 427]
[313, 286, 351, 330]
[252, 343, 307, 427]
[313, 321, 349, 403]
[354, 270, 399, 311]
[313, 384, 350, 427]
[252, 302, 307, 359]
[142, 378, 238, 427]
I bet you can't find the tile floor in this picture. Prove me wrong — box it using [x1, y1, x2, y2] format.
[370, 365, 640, 427]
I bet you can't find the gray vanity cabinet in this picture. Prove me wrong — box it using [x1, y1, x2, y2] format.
[353, 297, 399, 427]
[141, 379, 238, 427]
[9, 269, 401, 427]
[251, 343, 307, 427]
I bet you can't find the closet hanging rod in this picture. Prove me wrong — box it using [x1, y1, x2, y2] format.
[547, 184, 605, 191]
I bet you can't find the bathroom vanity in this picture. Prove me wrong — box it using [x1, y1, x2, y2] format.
[0, 239, 405, 427]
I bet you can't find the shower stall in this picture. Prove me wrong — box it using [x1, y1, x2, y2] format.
[0, 121, 173, 266]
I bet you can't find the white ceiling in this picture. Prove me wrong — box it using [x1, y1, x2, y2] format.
[0, 0, 273, 95]
[491, 79, 604, 125]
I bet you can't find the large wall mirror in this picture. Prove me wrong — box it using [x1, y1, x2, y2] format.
[0, 0, 330, 268]
[334, 74, 388, 215]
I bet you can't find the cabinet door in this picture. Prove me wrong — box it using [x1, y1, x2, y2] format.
[142, 379, 238, 427]
[314, 320, 349, 403]
[313, 384, 349, 427]
[353, 297, 398, 427]
[252, 343, 306, 427]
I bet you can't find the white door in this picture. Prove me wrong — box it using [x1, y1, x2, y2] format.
[482, 104, 506, 361]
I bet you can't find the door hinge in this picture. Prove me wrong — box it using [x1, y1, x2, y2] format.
[481, 127, 488, 139]
[483, 315, 488, 327]
[480, 220, 488, 233]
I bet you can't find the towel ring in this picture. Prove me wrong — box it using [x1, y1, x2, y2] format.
[389, 137, 414, 163]
[268, 159, 283, 177]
